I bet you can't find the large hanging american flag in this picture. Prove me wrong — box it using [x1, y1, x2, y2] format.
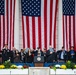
[0, 0, 16, 50]
[21, 0, 58, 49]
[62, 0, 76, 50]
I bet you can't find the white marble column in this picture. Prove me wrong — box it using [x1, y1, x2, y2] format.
[57, 0, 63, 50]
[14, 0, 20, 50]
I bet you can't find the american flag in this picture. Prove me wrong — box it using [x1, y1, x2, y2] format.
[62, 0, 76, 50]
[21, 0, 58, 49]
[0, 0, 15, 50]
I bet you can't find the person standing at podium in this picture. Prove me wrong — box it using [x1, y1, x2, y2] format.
[37, 48, 41, 56]
[33, 47, 44, 56]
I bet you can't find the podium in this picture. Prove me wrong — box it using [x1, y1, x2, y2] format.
[34, 56, 44, 67]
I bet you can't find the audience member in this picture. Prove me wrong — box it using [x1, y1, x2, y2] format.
[69, 46, 75, 62]
[57, 46, 67, 62]
[2, 44, 10, 63]
[46, 45, 54, 63]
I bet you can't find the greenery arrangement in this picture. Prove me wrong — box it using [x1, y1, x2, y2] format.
[3, 60, 12, 69]
[52, 61, 76, 70]
[65, 61, 76, 69]
[0, 60, 29, 69]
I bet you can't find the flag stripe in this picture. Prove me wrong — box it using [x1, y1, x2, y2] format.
[73, 16, 75, 49]
[26, 17, 30, 48]
[32, 17, 36, 49]
[1, 16, 3, 50]
[5, 0, 8, 44]
[7, 0, 9, 46]
[69, 17, 71, 48]
[41, 0, 44, 49]
[29, 17, 33, 49]
[22, 16, 25, 48]
[24, 17, 28, 48]
[50, 0, 53, 45]
[65, 16, 67, 49]
[12, 0, 15, 48]
[54, 0, 58, 48]
[71, 16, 74, 46]
[38, 17, 41, 49]
[35, 17, 39, 49]
[75, 16, 76, 50]
[63, 16, 67, 49]
[8, 0, 10, 48]
[66, 16, 69, 49]
[10, 0, 12, 49]
[11, 0, 14, 48]
[44, 0, 47, 49]
[3, 16, 5, 45]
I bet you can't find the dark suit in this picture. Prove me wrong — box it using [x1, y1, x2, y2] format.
[69, 50, 75, 62]
[26, 52, 33, 63]
[57, 50, 67, 62]
[20, 52, 27, 63]
[46, 50, 54, 63]
[33, 50, 44, 56]
[9, 51, 14, 63]
[53, 51, 57, 61]
[2, 49, 10, 63]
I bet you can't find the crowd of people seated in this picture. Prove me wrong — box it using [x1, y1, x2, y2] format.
[0, 44, 76, 63]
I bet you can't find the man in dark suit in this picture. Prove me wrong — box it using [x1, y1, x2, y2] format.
[33, 47, 44, 56]
[46, 45, 54, 63]
[2, 44, 10, 63]
[10, 47, 17, 63]
[69, 46, 75, 62]
[57, 46, 67, 62]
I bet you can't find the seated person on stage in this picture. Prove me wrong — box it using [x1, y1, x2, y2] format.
[69, 46, 75, 62]
[57, 46, 67, 62]
[46, 45, 54, 63]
